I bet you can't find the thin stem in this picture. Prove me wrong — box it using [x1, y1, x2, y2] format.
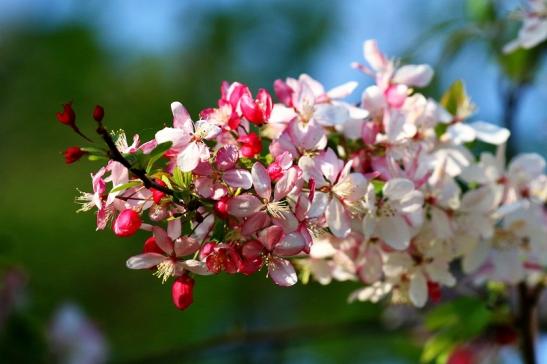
[517, 282, 542, 364]
[95, 122, 184, 205]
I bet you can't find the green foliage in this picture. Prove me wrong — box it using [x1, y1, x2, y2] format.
[421, 297, 494, 363]
[466, 0, 496, 25]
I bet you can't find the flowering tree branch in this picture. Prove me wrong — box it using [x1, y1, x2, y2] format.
[95, 120, 181, 201]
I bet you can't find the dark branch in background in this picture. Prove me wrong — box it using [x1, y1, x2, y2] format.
[120, 318, 394, 364]
[499, 78, 525, 158]
[518, 282, 543, 364]
[95, 121, 183, 203]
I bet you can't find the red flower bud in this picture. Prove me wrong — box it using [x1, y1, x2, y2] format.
[237, 133, 262, 158]
[427, 281, 442, 303]
[447, 346, 475, 364]
[63, 146, 87, 164]
[93, 105, 104, 122]
[55, 102, 92, 142]
[240, 88, 272, 125]
[171, 275, 194, 310]
[113, 209, 142, 237]
[143, 236, 164, 254]
[56, 102, 76, 126]
[214, 196, 229, 219]
[267, 162, 284, 181]
[150, 179, 167, 205]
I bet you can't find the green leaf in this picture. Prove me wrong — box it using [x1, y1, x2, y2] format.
[421, 334, 454, 363]
[110, 180, 142, 193]
[440, 80, 475, 120]
[172, 167, 185, 188]
[145, 142, 172, 173]
[466, 0, 496, 24]
[87, 155, 109, 161]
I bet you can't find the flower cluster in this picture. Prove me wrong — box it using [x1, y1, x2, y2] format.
[59, 39, 546, 311]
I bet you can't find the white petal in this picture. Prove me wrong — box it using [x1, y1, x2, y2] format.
[409, 271, 428, 307]
[393, 64, 433, 87]
[126, 253, 166, 269]
[177, 142, 201, 172]
[376, 215, 410, 250]
[326, 197, 351, 238]
[383, 178, 414, 200]
[469, 121, 510, 145]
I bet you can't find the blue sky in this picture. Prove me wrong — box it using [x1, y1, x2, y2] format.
[1, 0, 545, 156]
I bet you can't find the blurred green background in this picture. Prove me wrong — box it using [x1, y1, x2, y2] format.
[0, 0, 545, 363]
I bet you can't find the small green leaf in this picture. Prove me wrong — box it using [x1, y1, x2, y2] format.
[421, 334, 455, 363]
[110, 180, 142, 193]
[440, 80, 475, 120]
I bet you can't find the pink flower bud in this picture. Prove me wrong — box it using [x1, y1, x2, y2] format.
[63, 146, 87, 164]
[93, 105, 104, 122]
[273, 79, 293, 107]
[171, 275, 194, 311]
[267, 162, 284, 181]
[113, 209, 142, 237]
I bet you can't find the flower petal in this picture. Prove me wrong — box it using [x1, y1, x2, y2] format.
[376, 215, 410, 250]
[251, 162, 272, 200]
[126, 253, 166, 269]
[325, 197, 351, 238]
[227, 194, 263, 218]
[223, 169, 253, 189]
[268, 257, 297, 287]
[409, 271, 428, 307]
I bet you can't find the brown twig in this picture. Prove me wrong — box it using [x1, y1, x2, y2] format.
[517, 282, 543, 364]
[95, 122, 183, 204]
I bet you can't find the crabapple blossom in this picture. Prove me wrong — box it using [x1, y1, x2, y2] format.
[61, 38, 546, 319]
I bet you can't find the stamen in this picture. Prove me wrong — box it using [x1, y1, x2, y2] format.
[266, 200, 290, 219]
[153, 260, 176, 284]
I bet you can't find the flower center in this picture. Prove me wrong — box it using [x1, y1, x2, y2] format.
[153, 259, 176, 284]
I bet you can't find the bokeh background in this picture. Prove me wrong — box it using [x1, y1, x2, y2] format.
[0, 0, 546, 363]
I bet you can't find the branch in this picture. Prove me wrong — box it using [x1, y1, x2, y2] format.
[517, 282, 543, 364]
[95, 122, 183, 204]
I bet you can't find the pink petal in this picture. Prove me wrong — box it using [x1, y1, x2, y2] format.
[258, 225, 284, 251]
[274, 166, 298, 200]
[153, 226, 174, 254]
[363, 39, 388, 71]
[171, 102, 193, 132]
[241, 212, 271, 236]
[251, 162, 272, 200]
[223, 169, 253, 189]
[174, 237, 200, 257]
[215, 145, 238, 171]
[167, 220, 181, 240]
[273, 232, 306, 256]
[268, 257, 297, 287]
[227, 194, 263, 218]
